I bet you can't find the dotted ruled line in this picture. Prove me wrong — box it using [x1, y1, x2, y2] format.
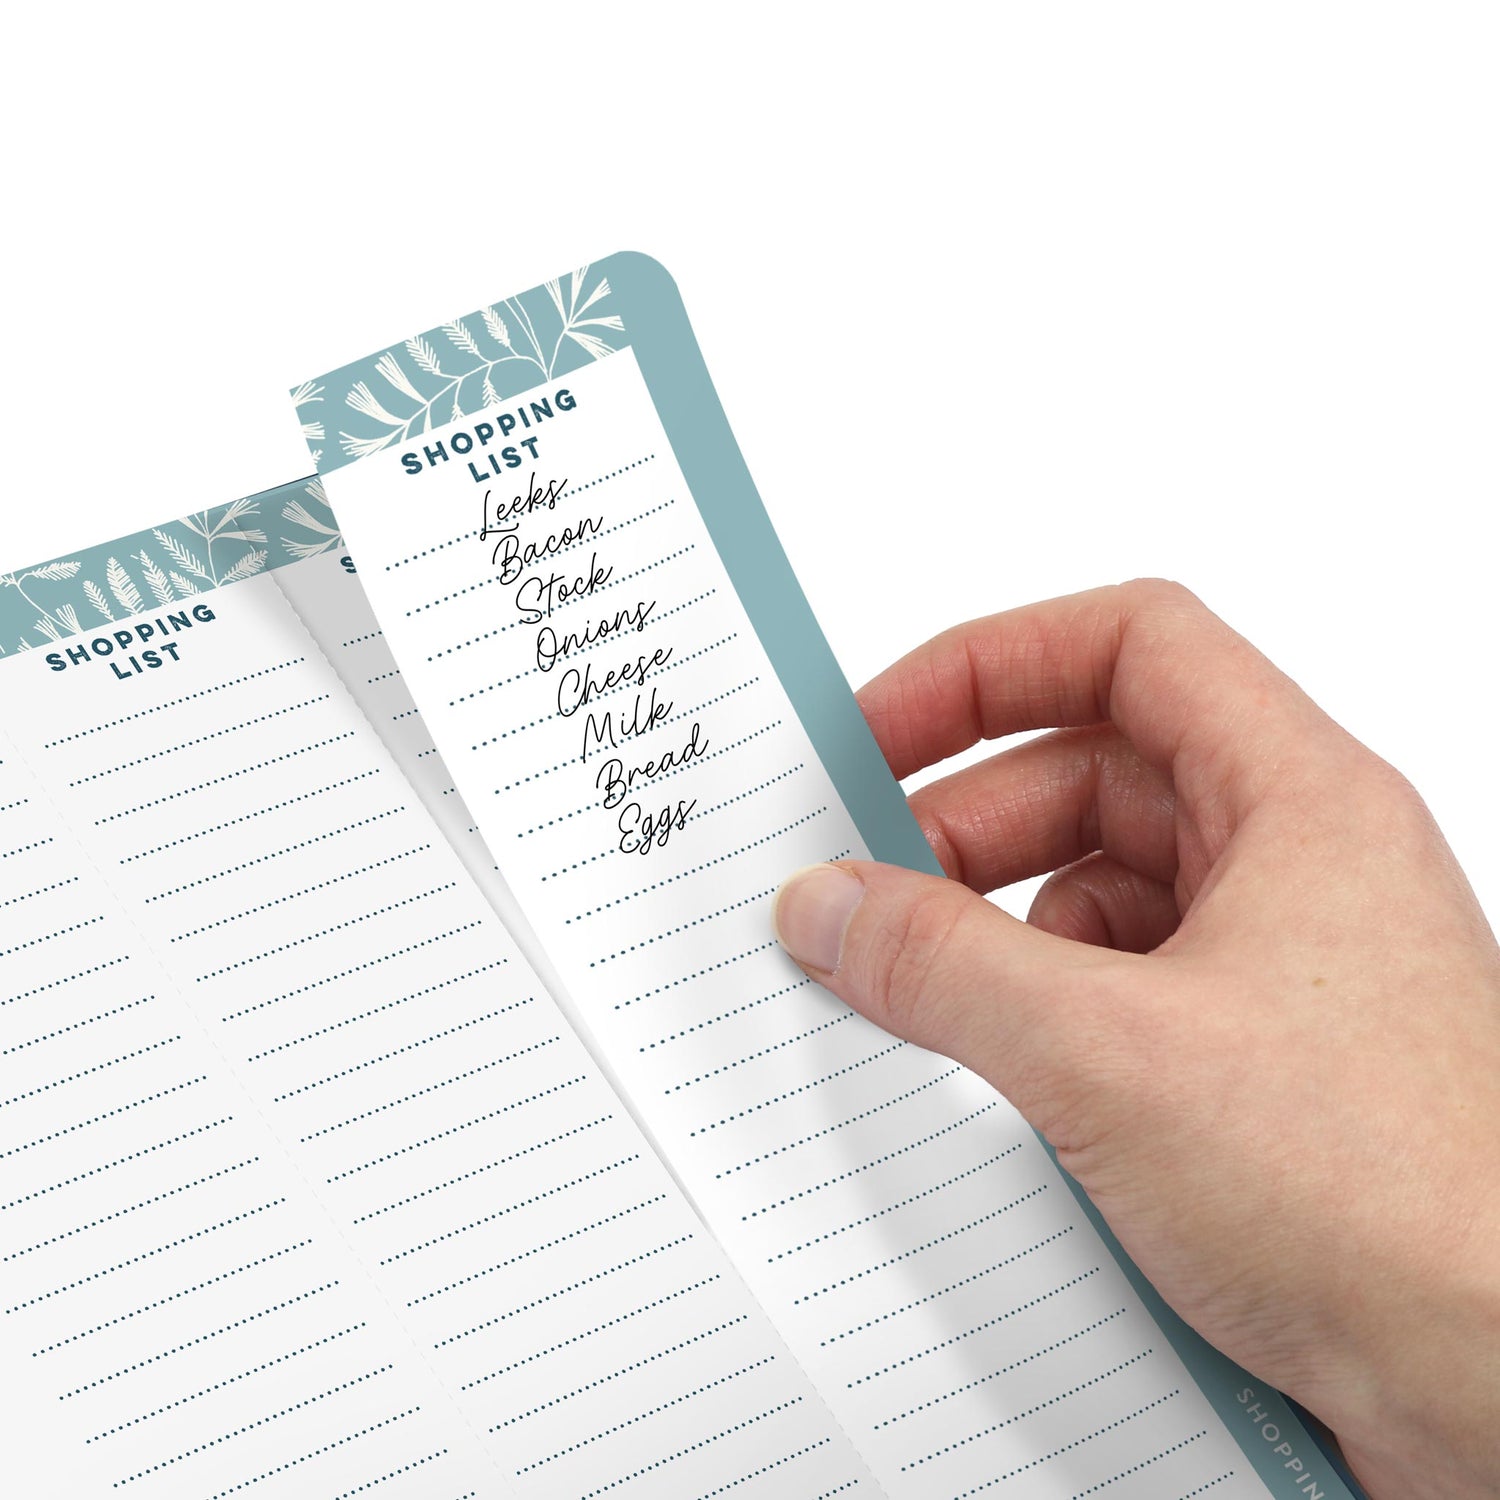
[753, 1099, 1001, 1217]
[0, 1117, 225, 1213]
[144, 807, 405, 900]
[66, 693, 329, 784]
[8, 1199, 285, 1312]
[644, 978, 813, 1054]
[798, 1194, 1056, 1290]
[332, 1451, 448, 1500]
[721, 1070, 959, 1182]
[0, 914, 105, 962]
[391, 454, 655, 571]
[1, 1075, 208, 1160]
[435, 504, 687, 681]
[577, 1399, 804, 1500]
[326, 1077, 585, 1182]
[620, 941, 780, 1012]
[170, 846, 430, 940]
[41, 657, 304, 746]
[33, 1240, 312, 1354]
[273, 999, 514, 1102]
[2, 994, 155, 1057]
[697, 1441, 835, 1498]
[874, 1308, 1128, 1428]
[205, 1409, 419, 1500]
[901, 1351, 1154, 1470]
[954, 1392, 1183, 1494]
[98, 732, 355, 823]
[0, 836, 52, 861]
[828, 1224, 1074, 1344]
[507, 702, 773, 811]
[354, 1116, 609, 1223]
[122, 770, 382, 863]
[383, 1155, 640, 1266]
[666, 1013, 854, 1095]
[3, 956, 132, 1010]
[519, 1358, 773, 1473]
[592, 883, 778, 967]
[434, 1237, 693, 1349]
[299, 1029, 553, 1139]
[197, 884, 455, 981]
[495, 1312, 747, 1427]
[413, 1194, 667, 1308]
[221, 919, 482, 1022]
[249, 961, 512, 1063]
[850, 1268, 1100, 1387]
[61, 1282, 340, 1399]
[85, 1322, 367, 1441]
[459, 1275, 722, 1389]
[692, 1041, 906, 1138]
[116, 1366, 395, 1487]
[557, 807, 826, 897]
[0, 874, 79, 910]
[4, 1159, 258, 1264]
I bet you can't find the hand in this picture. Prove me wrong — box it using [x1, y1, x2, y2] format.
[772, 580, 1500, 1500]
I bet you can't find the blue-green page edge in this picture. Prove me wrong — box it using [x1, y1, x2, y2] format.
[603, 248, 1367, 1500]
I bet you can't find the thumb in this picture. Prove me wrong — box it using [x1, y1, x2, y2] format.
[772, 859, 1124, 1128]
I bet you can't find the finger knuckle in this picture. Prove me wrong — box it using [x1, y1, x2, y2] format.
[1119, 576, 1204, 617]
[866, 886, 966, 1039]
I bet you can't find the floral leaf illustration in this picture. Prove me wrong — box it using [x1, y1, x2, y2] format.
[375, 352, 423, 403]
[444, 319, 482, 358]
[154, 529, 212, 582]
[105, 557, 144, 615]
[167, 571, 200, 597]
[406, 335, 444, 376]
[135, 551, 176, 606]
[83, 579, 114, 621]
[219, 550, 267, 585]
[565, 330, 619, 361]
[348, 380, 407, 428]
[56, 604, 81, 635]
[30, 560, 82, 582]
[280, 485, 343, 560]
[200, 500, 266, 545]
[481, 307, 510, 347]
[339, 428, 401, 460]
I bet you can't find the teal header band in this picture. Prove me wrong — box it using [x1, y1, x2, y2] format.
[293, 264, 628, 475]
[0, 477, 340, 657]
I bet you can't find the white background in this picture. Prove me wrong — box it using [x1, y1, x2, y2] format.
[2, 2, 1496, 921]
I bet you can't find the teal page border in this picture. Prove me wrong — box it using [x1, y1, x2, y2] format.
[602, 250, 1367, 1500]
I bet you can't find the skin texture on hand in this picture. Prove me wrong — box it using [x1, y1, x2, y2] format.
[772, 580, 1500, 1500]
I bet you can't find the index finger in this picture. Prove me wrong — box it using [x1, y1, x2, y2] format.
[857, 579, 1329, 798]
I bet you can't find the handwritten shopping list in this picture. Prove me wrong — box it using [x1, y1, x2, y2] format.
[0, 560, 873, 1499]
[300, 264, 1307, 1500]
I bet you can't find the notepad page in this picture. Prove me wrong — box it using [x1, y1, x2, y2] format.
[0, 561, 875, 1498]
[268, 547, 637, 1109]
[311, 340, 1281, 1500]
[0, 721, 493, 1498]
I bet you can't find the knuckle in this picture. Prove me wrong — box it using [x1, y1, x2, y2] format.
[1119, 576, 1204, 617]
[864, 885, 967, 1039]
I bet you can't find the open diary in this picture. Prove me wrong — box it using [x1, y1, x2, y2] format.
[0, 254, 1361, 1499]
